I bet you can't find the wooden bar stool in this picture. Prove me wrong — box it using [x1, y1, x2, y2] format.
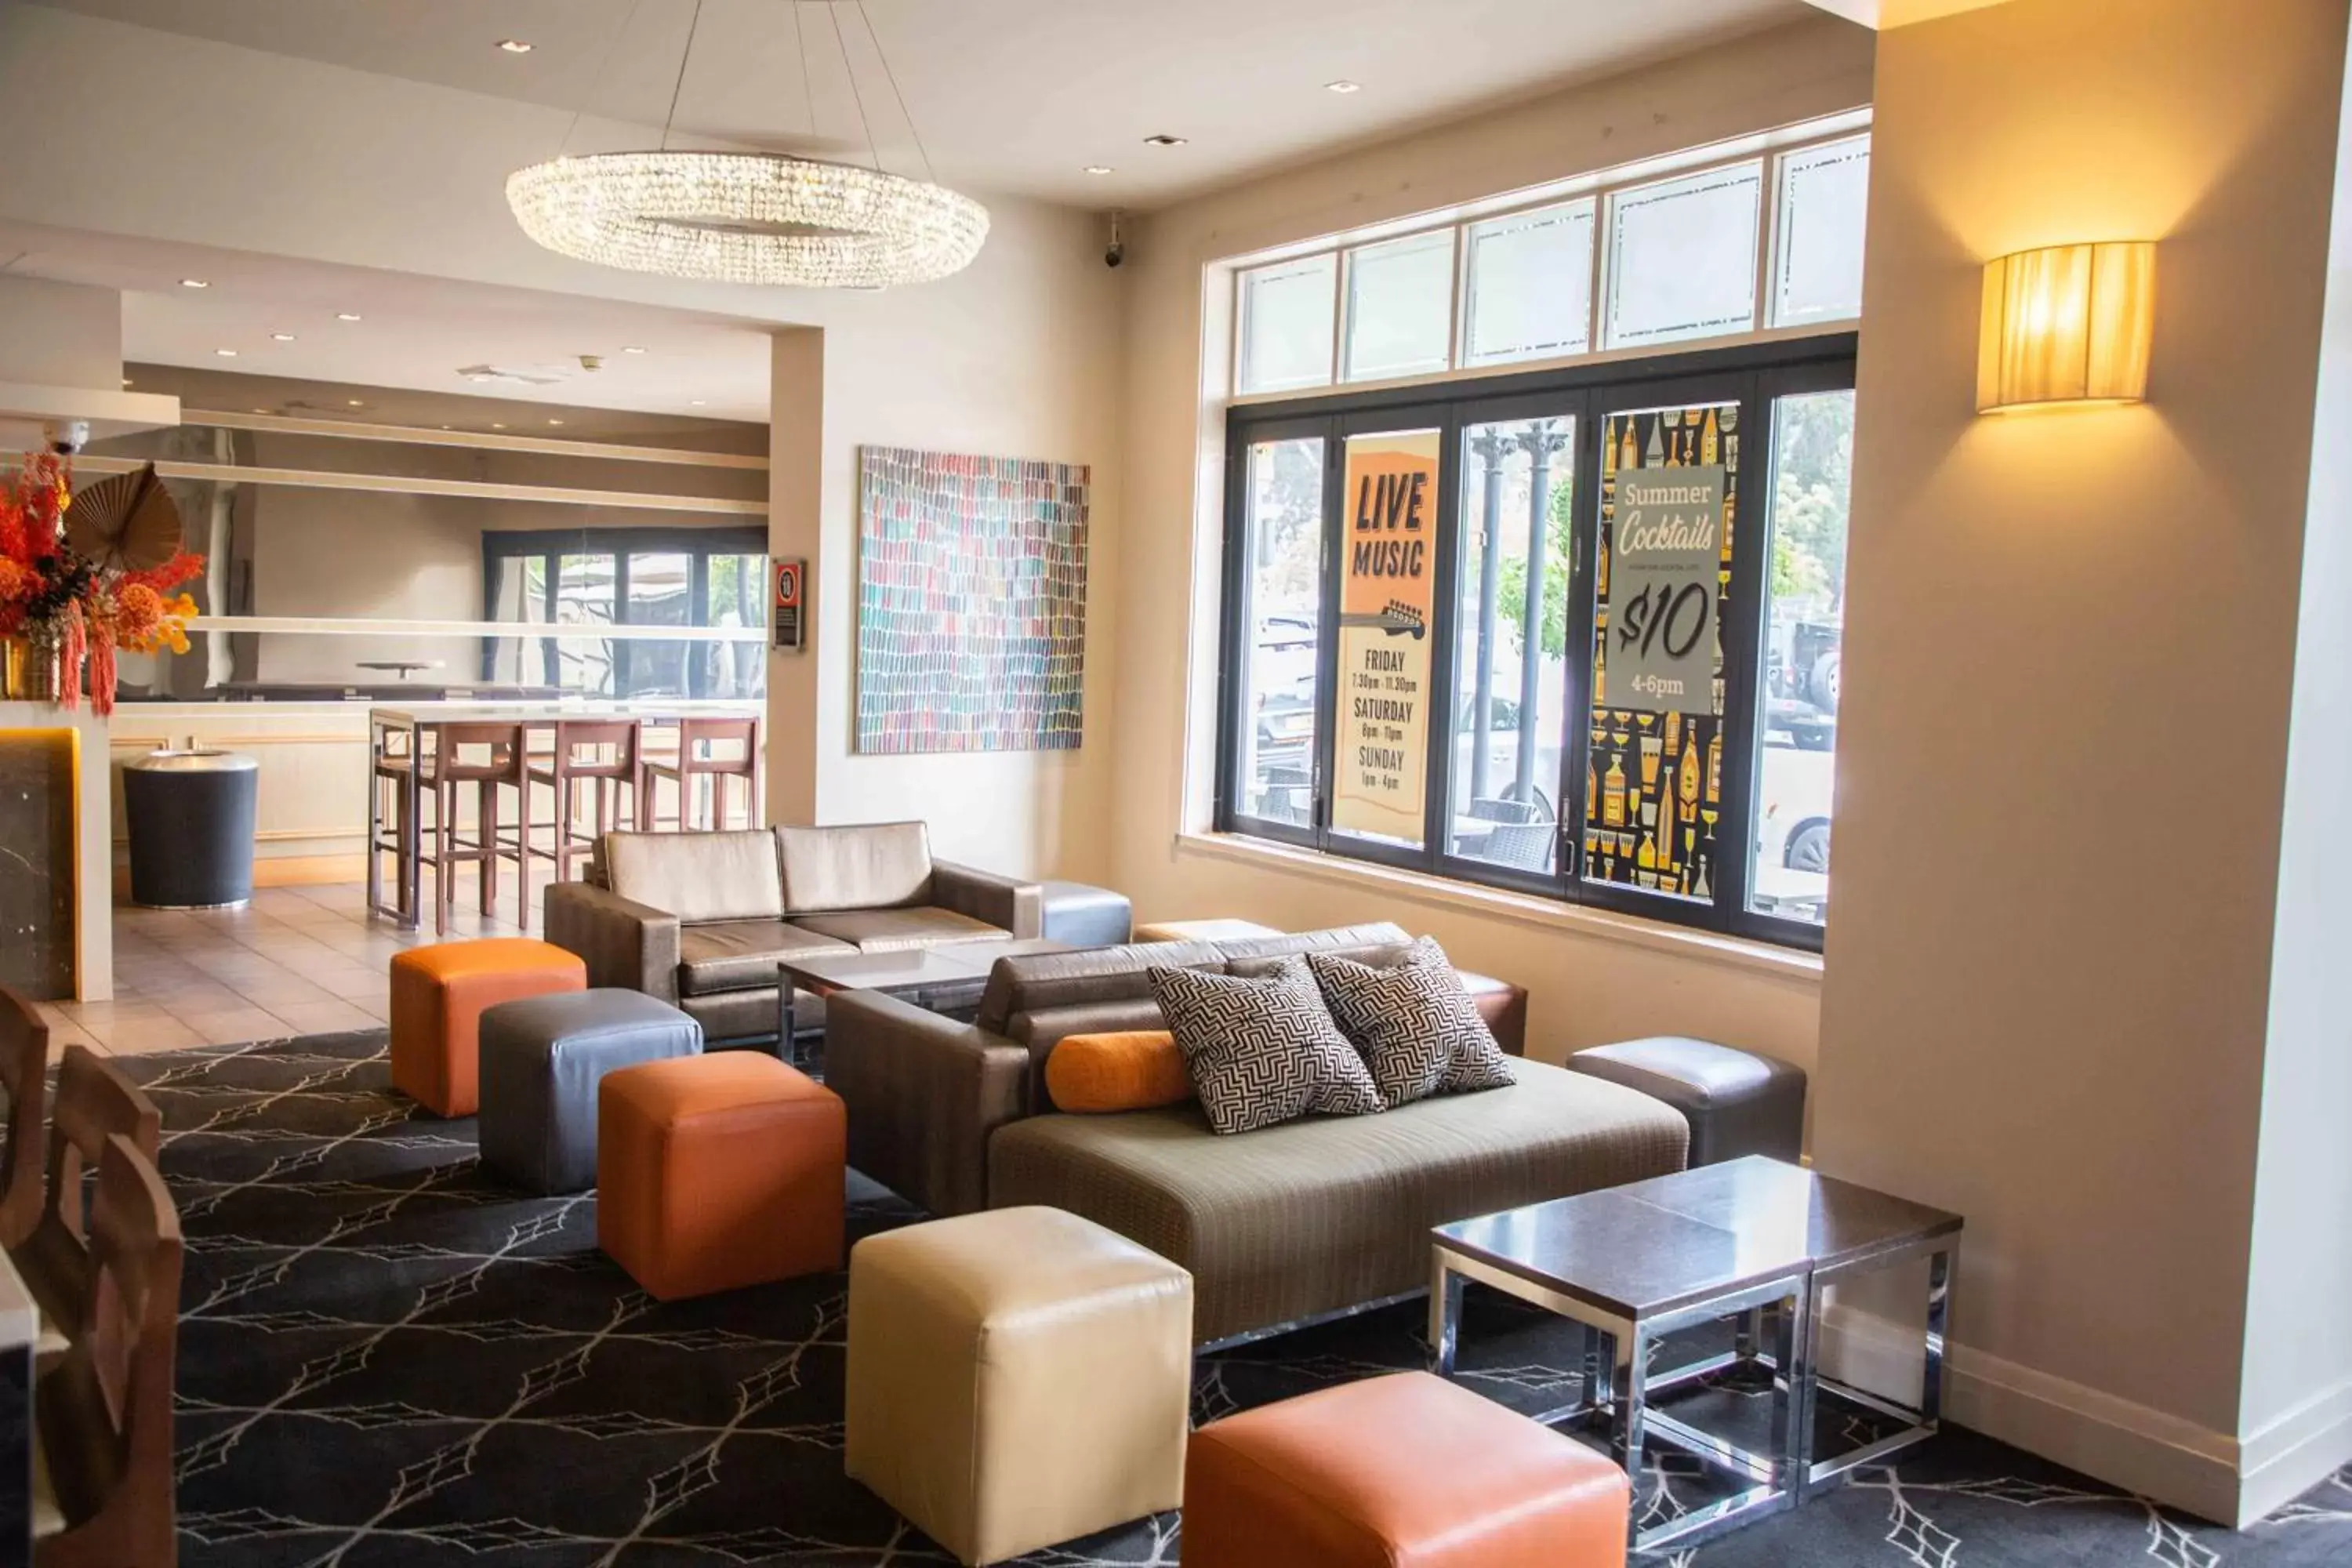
[418, 722, 531, 935]
[641, 717, 761, 832]
[366, 720, 419, 926]
[528, 719, 644, 886]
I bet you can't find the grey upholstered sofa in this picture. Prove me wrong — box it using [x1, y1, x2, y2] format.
[823, 922, 1690, 1345]
[544, 822, 1042, 1047]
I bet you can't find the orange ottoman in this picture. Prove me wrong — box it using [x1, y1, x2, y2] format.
[389, 938, 585, 1117]
[597, 1053, 845, 1300]
[1183, 1371, 1629, 1568]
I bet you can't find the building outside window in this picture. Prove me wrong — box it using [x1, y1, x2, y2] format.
[484, 527, 769, 700]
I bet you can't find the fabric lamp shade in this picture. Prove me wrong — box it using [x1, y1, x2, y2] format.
[1976, 241, 2155, 412]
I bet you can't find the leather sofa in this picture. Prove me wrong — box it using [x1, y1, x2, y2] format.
[824, 922, 1690, 1345]
[544, 822, 1042, 1047]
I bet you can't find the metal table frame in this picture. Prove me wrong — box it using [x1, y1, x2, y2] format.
[1798, 1237, 1958, 1497]
[1431, 1244, 1811, 1552]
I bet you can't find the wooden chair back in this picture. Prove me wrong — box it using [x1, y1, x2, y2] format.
[425, 721, 527, 785]
[0, 986, 49, 1250]
[551, 719, 640, 779]
[34, 1132, 181, 1567]
[16, 1049, 162, 1345]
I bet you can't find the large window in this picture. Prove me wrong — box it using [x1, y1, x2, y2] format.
[1218, 338, 1856, 950]
[1232, 125, 1866, 398]
[484, 527, 768, 700]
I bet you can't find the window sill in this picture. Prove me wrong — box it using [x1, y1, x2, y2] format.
[1170, 830, 1824, 985]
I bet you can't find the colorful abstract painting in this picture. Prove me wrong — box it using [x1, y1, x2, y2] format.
[855, 446, 1090, 753]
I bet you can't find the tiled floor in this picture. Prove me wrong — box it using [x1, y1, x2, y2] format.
[36, 873, 543, 1058]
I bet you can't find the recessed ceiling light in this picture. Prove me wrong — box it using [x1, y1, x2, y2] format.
[347, 399, 364, 407]
[252, 407, 268, 414]
[548, 418, 565, 426]
[1324, 79, 1361, 93]
[492, 422, 507, 430]
[180, 278, 209, 289]
[1142, 134, 1187, 147]
[271, 332, 296, 342]
[622, 345, 648, 354]
[496, 38, 533, 53]
[336, 311, 362, 321]
[1083, 165, 1113, 176]
[215, 347, 238, 357]
[690, 399, 707, 406]
[122, 379, 133, 387]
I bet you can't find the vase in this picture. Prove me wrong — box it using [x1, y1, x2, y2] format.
[2, 634, 60, 703]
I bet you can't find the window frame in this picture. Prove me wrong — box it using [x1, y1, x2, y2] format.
[1215, 332, 1857, 953]
[481, 524, 768, 697]
[1226, 125, 1867, 405]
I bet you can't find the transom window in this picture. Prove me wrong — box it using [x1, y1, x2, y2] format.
[1234, 129, 1868, 397]
[1218, 338, 1855, 949]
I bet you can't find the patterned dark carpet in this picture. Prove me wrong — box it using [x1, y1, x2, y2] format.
[117, 1031, 2352, 1567]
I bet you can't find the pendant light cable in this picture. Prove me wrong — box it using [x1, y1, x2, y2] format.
[659, 0, 707, 152]
[560, 0, 646, 156]
[826, 2, 882, 172]
[856, 0, 935, 185]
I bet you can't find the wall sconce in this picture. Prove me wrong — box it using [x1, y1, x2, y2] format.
[1977, 241, 2155, 412]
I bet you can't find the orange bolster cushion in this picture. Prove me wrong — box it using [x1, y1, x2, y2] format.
[1046, 1031, 1194, 1113]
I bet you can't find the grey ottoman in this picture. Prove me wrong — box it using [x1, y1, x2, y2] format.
[1040, 880, 1134, 946]
[1567, 1036, 1806, 1166]
[479, 989, 703, 1194]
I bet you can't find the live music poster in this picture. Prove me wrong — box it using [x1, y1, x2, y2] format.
[1333, 429, 1439, 844]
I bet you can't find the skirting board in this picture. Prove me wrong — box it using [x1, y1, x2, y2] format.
[1819, 1303, 2352, 1526]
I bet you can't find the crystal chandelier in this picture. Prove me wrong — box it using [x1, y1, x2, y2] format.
[506, 2, 988, 289]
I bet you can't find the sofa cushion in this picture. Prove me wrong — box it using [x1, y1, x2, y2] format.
[1044, 1032, 1192, 1115]
[778, 822, 935, 915]
[977, 940, 1226, 1036]
[1148, 960, 1383, 1136]
[677, 920, 856, 996]
[604, 829, 783, 925]
[1308, 938, 1515, 1109]
[791, 906, 1007, 954]
[986, 1059, 1690, 1345]
[1217, 923, 1414, 978]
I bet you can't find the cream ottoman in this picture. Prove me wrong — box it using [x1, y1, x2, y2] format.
[845, 1206, 1192, 1566]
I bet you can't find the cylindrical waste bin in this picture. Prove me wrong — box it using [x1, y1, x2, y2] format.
[122, 749, 259, 909]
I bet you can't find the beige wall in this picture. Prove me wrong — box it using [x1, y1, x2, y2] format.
[1814, 0, 2352, 1521]
[765, 201, 1126, 884]
[0, 274, 120, 387]
[2241, 5, 2352, 1519]
[1107, 14, 1874, 1065]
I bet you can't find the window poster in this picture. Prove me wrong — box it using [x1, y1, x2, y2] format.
[1584, 405, 1737, 902]
[1332, 429, 1440, 844]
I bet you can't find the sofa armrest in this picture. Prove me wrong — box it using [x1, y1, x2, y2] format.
[825, 990, 1032, 1217]
[544, 881, 681, 1004]
[930, 860, 1044, 939]
[1457, 970, 1529, 1058]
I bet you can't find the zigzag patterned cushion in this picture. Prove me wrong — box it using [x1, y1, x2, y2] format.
[1308, 938, 1516, 1109]
[1147, 959, 1385, 1135]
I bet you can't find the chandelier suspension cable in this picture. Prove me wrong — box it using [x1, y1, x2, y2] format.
[558, 0, 646, 156]
[795, 2, 816, 139]
[659, 0, 708, 153]
[825, 2, 883, 174]
[855, 0, 937, 185]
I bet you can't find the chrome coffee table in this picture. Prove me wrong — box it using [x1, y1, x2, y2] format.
[1431, 1156, 1961, 1551]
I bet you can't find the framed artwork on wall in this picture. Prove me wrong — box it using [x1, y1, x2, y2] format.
[855, 445, 1091, 753]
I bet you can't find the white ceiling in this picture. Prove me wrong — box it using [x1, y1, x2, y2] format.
[0, 220, 780, 423]
[21, 0, 1813, 208]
